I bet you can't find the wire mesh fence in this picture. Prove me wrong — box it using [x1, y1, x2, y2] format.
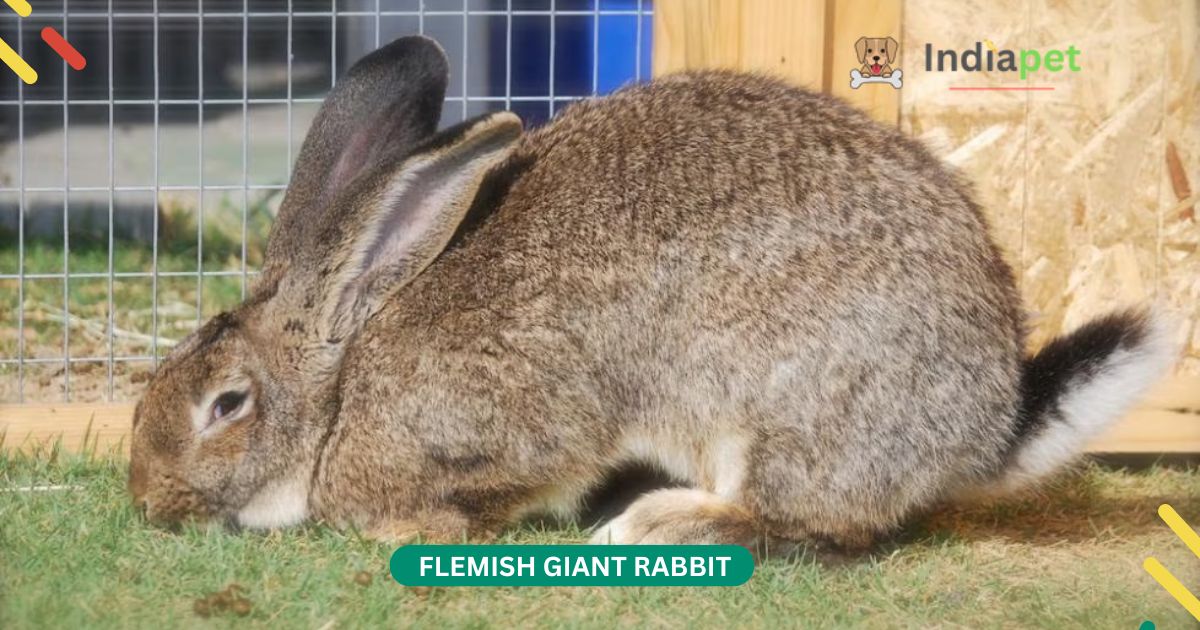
[0, 0, 653, 404]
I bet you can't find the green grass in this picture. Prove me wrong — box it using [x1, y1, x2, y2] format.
[2, 450, 1198, 629]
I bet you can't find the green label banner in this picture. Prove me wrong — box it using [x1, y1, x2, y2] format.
[390, 545, 754, 587]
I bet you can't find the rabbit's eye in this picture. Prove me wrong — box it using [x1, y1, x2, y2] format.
[211, 391, 248, 423]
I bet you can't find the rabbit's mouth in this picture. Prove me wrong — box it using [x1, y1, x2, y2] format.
[133, 469, 233, 530]
[141, 486, 215, 529]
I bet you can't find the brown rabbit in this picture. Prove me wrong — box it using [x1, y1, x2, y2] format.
[128, 36, 1177, 551]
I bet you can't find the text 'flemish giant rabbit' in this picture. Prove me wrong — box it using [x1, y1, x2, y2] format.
[128, 37, 1176, 553]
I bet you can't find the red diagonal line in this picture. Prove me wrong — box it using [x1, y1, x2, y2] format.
[948, 86, 1055, 91]
[41, 27, 86, 70]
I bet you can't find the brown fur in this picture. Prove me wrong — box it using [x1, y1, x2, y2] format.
[129, 37, 1171, 552]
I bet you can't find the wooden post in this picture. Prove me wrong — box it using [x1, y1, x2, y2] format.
[652, 0, 742, 74]
[824, 0, 902, 124]
[653, 0, 900, 123]
[654, 0, 827, 91]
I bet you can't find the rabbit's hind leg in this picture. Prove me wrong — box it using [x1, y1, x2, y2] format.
[585, 487, 878, 562]
[588, 488, 761, 549]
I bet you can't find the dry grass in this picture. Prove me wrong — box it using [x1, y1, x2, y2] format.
[0, 193, 275, 403]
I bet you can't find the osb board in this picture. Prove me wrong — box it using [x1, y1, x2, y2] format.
[1157, 0, 1200, 375]
[653, 0, 827, 91]
[901, 0, 1200, 376]
[1023, 1, 1164, 351]
[2, 377, 1198, 456]
[898, 0, 1031, 275]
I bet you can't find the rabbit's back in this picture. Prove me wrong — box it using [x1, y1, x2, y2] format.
[352, 71, 1025, 530]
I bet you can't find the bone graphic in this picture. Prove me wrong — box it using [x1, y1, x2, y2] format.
[850, 68, 902, 89]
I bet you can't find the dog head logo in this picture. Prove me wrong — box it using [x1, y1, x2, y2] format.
[850, 36, 902, 89]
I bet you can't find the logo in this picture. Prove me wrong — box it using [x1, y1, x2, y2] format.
[850, 36, 902, 90]
[1143, 503, 1200, 623]
[927, 40, 1080, 91]
[390, 545, 754, 587]
[1, 0, 87, 85]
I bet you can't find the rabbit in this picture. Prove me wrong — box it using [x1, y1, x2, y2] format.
[127, 35, 1178, 552]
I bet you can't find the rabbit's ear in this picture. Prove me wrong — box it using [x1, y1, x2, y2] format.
[321, 111, 523, 339]
[264, 36, 449, 276]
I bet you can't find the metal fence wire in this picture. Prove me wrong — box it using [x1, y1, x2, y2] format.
[0, 0, 654, 404]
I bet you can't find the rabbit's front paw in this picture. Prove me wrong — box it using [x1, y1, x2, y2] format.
[588, 488, 758, 547]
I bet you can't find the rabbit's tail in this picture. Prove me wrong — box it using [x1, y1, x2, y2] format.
[987, 311, 1177, 494]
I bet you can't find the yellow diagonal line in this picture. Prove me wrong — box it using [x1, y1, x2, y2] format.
[1160, 504, 1200, 559]
[3, 0, 31, 18]
[1144, 557, 1200, 622]
[0, 36, 37, 84]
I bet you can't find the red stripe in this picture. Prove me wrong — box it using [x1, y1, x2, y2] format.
[41, 27, 87, 71]
[949, 86, 1055, 91]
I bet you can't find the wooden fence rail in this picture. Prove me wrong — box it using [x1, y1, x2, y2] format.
[3, 374, 1199, 456]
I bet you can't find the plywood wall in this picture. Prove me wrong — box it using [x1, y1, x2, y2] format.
[656, 0, 1200, 377]
[903, 0, 1199, 374]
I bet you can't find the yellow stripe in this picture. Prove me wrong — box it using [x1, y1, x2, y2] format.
[1144, 557, 1200, 623]
[1160, 503, 1200, 559]
[0, 36, 37, 84]
[3, 0, 31, 18]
